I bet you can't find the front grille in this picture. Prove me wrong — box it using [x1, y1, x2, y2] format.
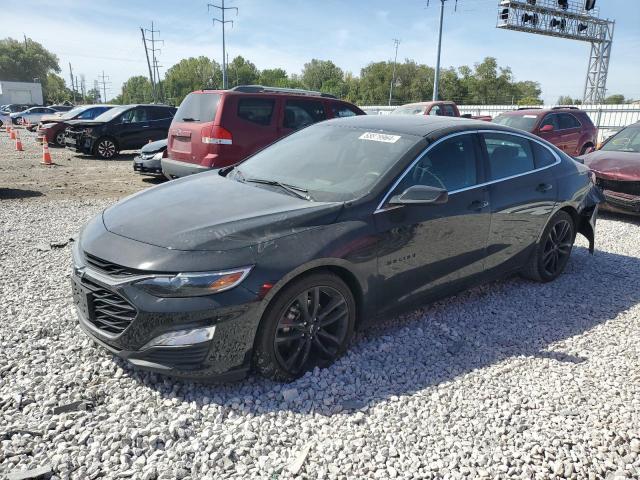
[82, 278, 136, 335]
[142, 343, 211, 370]
[597, 178, 640, 196]
[85, 253, 139, 277]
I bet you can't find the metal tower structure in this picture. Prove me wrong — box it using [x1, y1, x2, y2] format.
[496, 0, 614, 104]
[208, 0, 238, 90]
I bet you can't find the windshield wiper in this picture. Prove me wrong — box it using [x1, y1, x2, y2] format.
[181, 117, 199, 122]
[244, 177, 312, 201]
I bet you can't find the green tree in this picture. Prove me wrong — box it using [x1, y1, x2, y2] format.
[301, 59, 344, 94]
[557, 95, 576, 105]
[604, 94, 625, 105]
[227, 56, 259, 88]
[0, 37, 60, 83]
[117, 76, 153, 104]
[163, 56, 222, 105]
[42, 72, 73, 104]
[258, 68, 289, 87]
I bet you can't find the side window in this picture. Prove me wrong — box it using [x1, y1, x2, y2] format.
[539, 114, 558, 130]
[283, 100, 326, 130]
[331, 103, 360, 118]
[443, 104, 456, 117]
[558, 113, 581, 130]
[77, 108, 96, 119]
[148, 107, 172, 120]
[119, 109, 137, 123]
[428, 105, 442, 116]
[530, 141, 557, 168]
[483, 133, 535, 181]
[397, 134, 478, 193]
[237, 98, 275, 126]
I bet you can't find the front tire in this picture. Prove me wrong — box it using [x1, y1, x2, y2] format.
[254, 272, 356, 382]
[521, 210, 575, 282]
[94, 137, 118, 159]
[54, 131, 66, 147]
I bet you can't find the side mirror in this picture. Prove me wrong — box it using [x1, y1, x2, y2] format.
[461, 113, 472, 119]
[540, 124, 554, 133]
[389, 185, 448, 206]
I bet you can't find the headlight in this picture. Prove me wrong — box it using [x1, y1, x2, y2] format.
[83, 128, 93, 135]
[134, 266, 252, 297]
[152, 151, 164, 160]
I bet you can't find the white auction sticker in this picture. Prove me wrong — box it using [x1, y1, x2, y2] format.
[523, 115, 537, 118]
[359, 132, 401, 143]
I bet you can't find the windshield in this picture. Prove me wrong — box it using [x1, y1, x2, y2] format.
[230, 124, 421, 202]
[492, 114, 538, 131]
[175, 92, 220, 122]
[601, 125, 640, 153]
[61, 106, 86, 119]
[94, 105, 129, 122]
[391, 104, 427, 115]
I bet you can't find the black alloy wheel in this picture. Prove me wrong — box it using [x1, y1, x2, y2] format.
[95, 138, 117, 159]
[522, 210, 575, 282]
[254, 273, 355, 381]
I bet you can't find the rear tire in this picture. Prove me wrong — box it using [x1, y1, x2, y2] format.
[521, 210, 575, 283]
[94, 137, 118, 159]
[253, 272, 356, 382]
[54, 131, 65, 147]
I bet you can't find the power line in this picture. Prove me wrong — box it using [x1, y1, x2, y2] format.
[208, 0, 238, 89]
[99, 71, 112, 103]
[427, 0, 462, 101]
[389, 39, 401, 106]
[140, 28, 157, 103]
[145, 22, 165, 102]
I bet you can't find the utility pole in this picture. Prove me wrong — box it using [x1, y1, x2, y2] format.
[208, 0, 238, 89]
[99, 71, 111, 103]
[140, 28, 157, 102]
[145, 22, 164, 102]
[432, 0, 446, 101]
[69, 63, 77, 104]
[80, 75, 86, 101]
[388, 38, 400, 106]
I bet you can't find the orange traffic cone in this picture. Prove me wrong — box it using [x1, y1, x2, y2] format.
[9, 128, 16, 140]
[42, 142, 52, 165]
[4, 125, 9, 134]
[15, 131, 24, 151]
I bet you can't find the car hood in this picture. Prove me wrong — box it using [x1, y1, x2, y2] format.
[66, 119, 107, 127]
[581, 150, 640, 181]
[102, 172, 343, 251]
[140, 138, 167, 154]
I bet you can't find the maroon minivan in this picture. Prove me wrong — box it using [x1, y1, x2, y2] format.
[492, 107, 597, 156]
[162, 86, 365, 178]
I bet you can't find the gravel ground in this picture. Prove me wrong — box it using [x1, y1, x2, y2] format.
[1, 129, 640, 479]
[0, 127, 163, 200]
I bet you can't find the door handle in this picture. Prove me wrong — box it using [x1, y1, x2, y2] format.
[468, 200, 489, 211]
[537, 183, 553, 193]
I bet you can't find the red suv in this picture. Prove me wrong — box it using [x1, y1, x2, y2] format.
[162, 85, 366, 178]
[492, 107, 597, 156]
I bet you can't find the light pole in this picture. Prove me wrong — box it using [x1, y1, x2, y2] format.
[388, 39, 400, 106]
[432, 0, 446, 101]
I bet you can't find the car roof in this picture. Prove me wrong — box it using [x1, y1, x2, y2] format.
[324, 115, 522, 141]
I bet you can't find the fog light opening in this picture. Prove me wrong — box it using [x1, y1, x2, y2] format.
[141, 326, 216, 350]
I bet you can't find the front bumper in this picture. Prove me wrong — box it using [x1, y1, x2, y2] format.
[600, 190, 640, 215]
[133, 155, 163, 175]
[161, 157, 211, 179]
[70, 245, 261, 381]
[65, 132, 95, 154]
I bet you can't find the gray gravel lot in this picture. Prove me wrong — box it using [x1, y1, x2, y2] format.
[1, 165, 640, 477]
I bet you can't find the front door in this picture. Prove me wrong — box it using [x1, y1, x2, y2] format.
[374, 132, 491, 313]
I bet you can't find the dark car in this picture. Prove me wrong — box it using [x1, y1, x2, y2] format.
[37, 105, 115, 146]
[581, 122, 640, 215]
[71, 116, 601, 382]
[133, 139, 167, 176]
[162, 85, 365, 179]
[492, 107, 597, 156]
[64, 104, 176, 159]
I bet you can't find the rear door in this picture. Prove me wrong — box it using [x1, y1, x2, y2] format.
[224, 96, 277, 162]
[481, 131, 558, 273]
[279, 98, 327, 136]
[537, 113, 562, 149]
[145, 106, 174, 142]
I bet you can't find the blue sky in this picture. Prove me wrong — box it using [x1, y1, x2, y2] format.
[5, 0, 640, 103]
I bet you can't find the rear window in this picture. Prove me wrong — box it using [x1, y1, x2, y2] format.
[237, 98, 275, 126]
[175, 92, 220, 123]
[492, 114, 538, 132]
[391, 105, 427, 115]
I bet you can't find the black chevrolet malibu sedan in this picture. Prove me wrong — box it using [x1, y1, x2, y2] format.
[71, 115, 602, 382]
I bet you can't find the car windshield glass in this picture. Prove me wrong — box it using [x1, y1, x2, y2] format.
[391, 105, 426, 115]
[492, 114, 538, 131]
[230, 124, 421, 202]
[93, 105, 129, 122]
[601, 126, 640, 153]
[61, 107, 86, 119]
[175, 93, 220, 122]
